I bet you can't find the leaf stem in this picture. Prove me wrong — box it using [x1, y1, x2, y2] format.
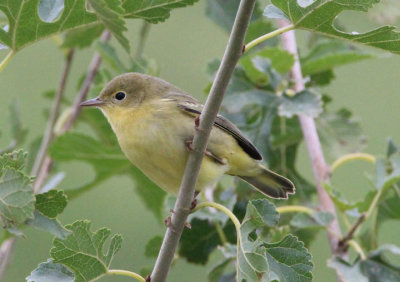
[135, 21, 150, 60]
[150, 2, 256, 281]
[338, 213, 366, 252]
[214, 220, 228, 245]
[108, 269, 146, 282]
[276, 205, 314, 215]
[0, 50, 15, 73]
[245, 24, 295, 53]
[347, 240, 366, 260]
[331, 153, 376, 173]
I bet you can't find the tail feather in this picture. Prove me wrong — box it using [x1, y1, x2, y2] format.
[239, 166, 295, 199]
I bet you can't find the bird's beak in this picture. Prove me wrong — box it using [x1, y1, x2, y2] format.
[80, 97, 105, 107]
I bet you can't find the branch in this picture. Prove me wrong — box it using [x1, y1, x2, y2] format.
[0, 237, 16, 282]
[338, 213, 366, 253]
[278, 20, 346, 258]
[150, 1, 256, 281]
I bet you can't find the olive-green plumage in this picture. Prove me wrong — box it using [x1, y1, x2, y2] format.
[80, 73, 295, 199]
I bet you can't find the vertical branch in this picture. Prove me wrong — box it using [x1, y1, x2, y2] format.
[150, 1, 256, 281]
[278, 20, 345, 257]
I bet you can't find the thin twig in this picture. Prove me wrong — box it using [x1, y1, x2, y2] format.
[0, 238, 16, 282]
[150, 1, 256, 281]
[135, 21, 150, 60]
[278, 20, 346, 259]
[338, 213, 366, 253]
[31, 49, 75, 187]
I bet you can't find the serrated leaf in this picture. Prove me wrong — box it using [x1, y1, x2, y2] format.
[264, 234, 313, 282]
[301, 41, 374, 76]
[265, 0, 400, 54]
[317, 108, 366, 158]
[290, 211, 334, 229]
[35, 190, 67, 218]
[50, 220, 122, 282]
[0, 150, 27, 172]
[0, 0, 98, 51]
[144, 235, 163, 258]
[122, 0, 199, 23]
[278, 90, 323, 118]
[27, 259, 74, 282]
[26, 210, 70, 239]
[89, 0, 129, 52]
[62, 24, 105, 49]
[244, 199, 279, 228]
[0, 167, 35, 226]
[179, 218, 221, 264]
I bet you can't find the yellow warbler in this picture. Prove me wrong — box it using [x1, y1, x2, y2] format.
[80, 73, 295, 199]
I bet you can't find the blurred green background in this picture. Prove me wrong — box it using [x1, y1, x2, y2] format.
[1, 1, 400, 281]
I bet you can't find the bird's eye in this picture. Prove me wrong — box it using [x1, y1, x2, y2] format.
[115, 92, 126, 101]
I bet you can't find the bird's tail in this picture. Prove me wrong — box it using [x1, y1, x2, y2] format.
[239, 165, 295, 199]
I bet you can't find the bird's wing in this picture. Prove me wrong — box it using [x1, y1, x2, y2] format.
[162, 92, 262, 160]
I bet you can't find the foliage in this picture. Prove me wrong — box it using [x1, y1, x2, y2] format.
[0, 0, 398, 281]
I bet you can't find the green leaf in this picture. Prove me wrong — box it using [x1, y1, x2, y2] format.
[0, 150, 27, 172]
[50, 220, 122, 282]
[301, 41, 374, 76]
[244, 199, 279, 228]
[208, 259, 233, 282]
[27, 259, 74, 282]
[144, 235, 163, 258]
[179, 218, 221, 264]
[290, 211, 334, 229]
[88, 0, 129, 52]
[328, 257, 367, 282]
[122, 0, 200, 23]
[317, 108, 366, 158]
[26, 210, 70, 239]
[265, 0, 400, 54]
[0, 167, 35, 226]
[96, 41, 128, 72]
[35, 190, 67, 218]
[324, 183, 357, 212]
[62, 24, 105, 49]
[306, 69, 335, 87]
[0, 0, 98, 51]
[278, 90, 323, 118]
[245, 19, 277, 47]
[374, 156, 400, 191]
[264, 234, 313, 282]
[9, 99, 28, 148]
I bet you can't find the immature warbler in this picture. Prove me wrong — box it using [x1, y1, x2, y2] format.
[80, 73, 295, 198]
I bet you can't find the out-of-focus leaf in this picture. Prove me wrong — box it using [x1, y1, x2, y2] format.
[374, 156, 400, 192]
[27, 259, 74, 282]
[0, 168, 35, 227]
[26, 211, 70, 239]
[378, 193, 400, 223]
[205, 0, 261, 33]
[51, 220, 122, 282]
[245, 19, 277, 47]
[96, 41, 128, 72]
[35, 190, 67, 218]
[0, 0, 98, 51]
[324, 183, 357, 212]
[301, 41, 374, 76]
[9, 99, 28, 148]
[317, 108, 366, 158]
[265, 0, 400, 54]
[264, 234, 313, 282]
[387, 138, 399, 158]
[208, 259, 233, 282]
[38, 0, 64, 22]
[307, 69, 336, 87]
[144, 235, 163, 258]
[328, 257, 367, 282]
[123, 0, 199, 23]
[89, 0, 129, 52]
[62, 24, 105, 49]
[290, 211, 334, 229]
[369, 0, 400, 25]
[179, 218, 221, 264]
[278, 90, 323, 118]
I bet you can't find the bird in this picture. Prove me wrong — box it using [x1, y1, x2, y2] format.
[80, 73, 295, 199]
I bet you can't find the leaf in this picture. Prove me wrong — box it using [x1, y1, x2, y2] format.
[26, 210, 70, 239]
[208, 259, 233, 282]
[35, 190, 67, 218]
[374, 156, 400, 192]
[144, 235, 163, 258]
[122, 0, 200, 23]
[0, 150, 27, 172]
[317, 108, 366, 158]
[290, 211, 334, 229]
[301, 41, 374, 76]
[264, 234, 313, 282]
[27, 259, 74, 282]
[62, 24, 105, 49]
[179, 218, 221, 264]
[205, 0, 261, 33]
[245, 19, 277, 47]
[328, 257, 367, 282]
[265, 0, 400, 54]
[96, 41, 128, 72]
[0, 167, 35, 227]
[244, 199, 279, 228]
[0, 0, 98, 51]
[88, 0, 129, 52]
[9, 99, 28, 148]
[324, 183, 357, 212]
[278, 90, 323, 118]
[50, 220, 122, 282]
